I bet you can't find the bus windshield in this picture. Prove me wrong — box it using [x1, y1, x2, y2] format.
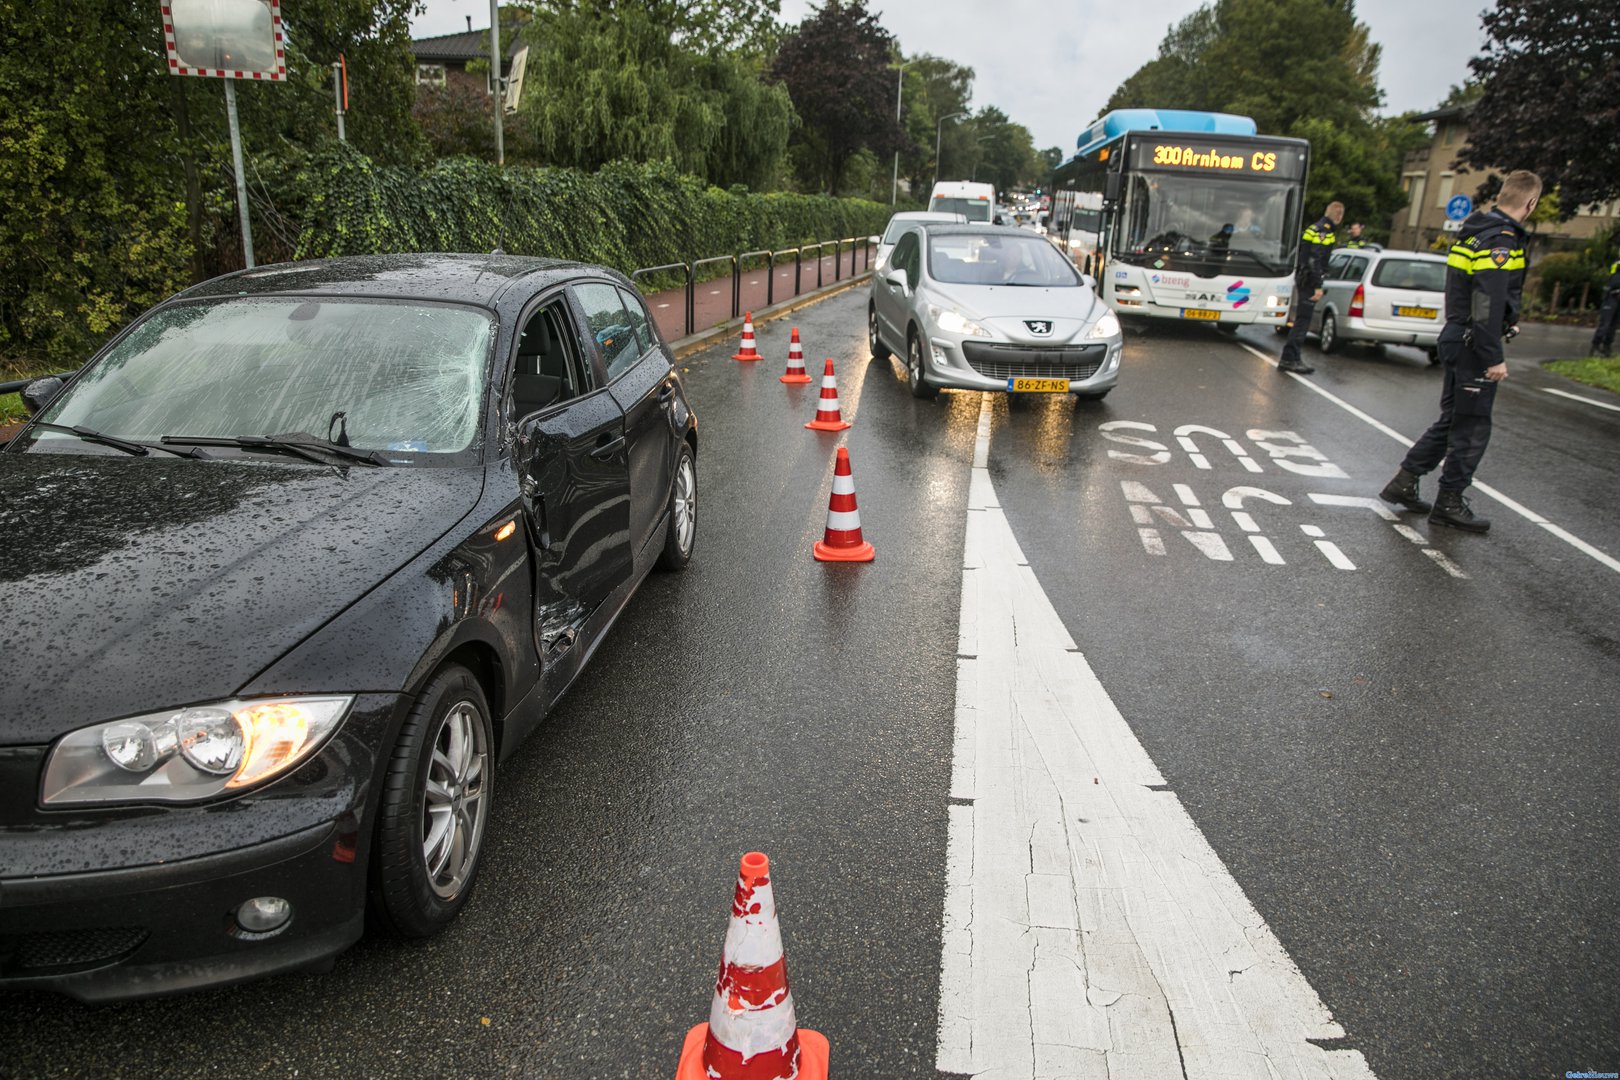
[1118, 173, 1301, 276]
[930, 197, 994, 223]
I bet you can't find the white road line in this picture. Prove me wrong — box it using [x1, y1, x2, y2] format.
[1542, 387, 1620, 414]
[938, 394, 1375, 1079]
[1238, 340, 1620, 575]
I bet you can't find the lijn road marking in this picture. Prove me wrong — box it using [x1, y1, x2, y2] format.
[937, 395, 1376, 1079]
[1542, 387, 1620, 414]
[1239, 341, 1620, 575]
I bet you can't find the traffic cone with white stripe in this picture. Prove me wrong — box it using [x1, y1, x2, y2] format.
[813, 447, 875, 563]
[732, 311, 762, 361]
[803, 359, 851, 432]
[779, 327, 811, 384]
[674, 852, 829, 1080]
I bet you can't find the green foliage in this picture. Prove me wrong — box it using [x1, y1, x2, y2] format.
[772, 0, 906, 193]
[1103, 0, 1415, 230]
[898, 55, 975, 194]
[1531, 251, 1607, 308]
[972, 107, 1042, 192]
[289, 147, 893, 280]
[1462, 0, 1620, 216]
[1544, 357, 1620, 395]
[515, 4, 793, 189]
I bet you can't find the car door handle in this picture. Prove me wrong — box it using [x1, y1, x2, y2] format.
[657, 383, 676, 404]
[590, 435, 626, 460]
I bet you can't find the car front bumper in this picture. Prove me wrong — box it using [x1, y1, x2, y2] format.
[0, 693, 403, 1001]
[925, 335, 1124, 393]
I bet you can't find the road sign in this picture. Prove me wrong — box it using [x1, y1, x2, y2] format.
[1445, 194, 1472, 221]
[1442, 220, 1463, 232]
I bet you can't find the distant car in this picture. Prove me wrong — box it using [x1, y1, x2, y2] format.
[0, 254, 698, 1001]
[1310, 248, 1448, 361]
[872, 210, 967, 270]
[868, 224, 1124, 400]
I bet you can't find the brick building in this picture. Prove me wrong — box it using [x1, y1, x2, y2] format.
[411, 25, 520, 97]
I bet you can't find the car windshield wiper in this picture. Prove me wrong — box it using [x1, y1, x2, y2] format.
[27, 422, 206, 458]
[160, 433, 389, 466]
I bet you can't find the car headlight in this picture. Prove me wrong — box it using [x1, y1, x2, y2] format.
[41, 696, 352, 806]
[928, 305, 990, 338]
[1088, 311, 1122, 339]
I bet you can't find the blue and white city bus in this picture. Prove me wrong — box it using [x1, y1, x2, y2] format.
[1053, 109, 1311, 326]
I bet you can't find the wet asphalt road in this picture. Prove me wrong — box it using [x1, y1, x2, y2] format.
[2, 289, 1616, 1079]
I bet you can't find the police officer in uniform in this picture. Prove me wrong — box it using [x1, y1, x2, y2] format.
[1279, 200, 1344, 374]
[1380, 170, 1541, 533]
[1590, 252, 1620, 357]
[1343, 222, 1378, 250]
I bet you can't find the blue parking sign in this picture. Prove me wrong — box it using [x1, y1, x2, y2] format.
[1446, 194, 1472, 221]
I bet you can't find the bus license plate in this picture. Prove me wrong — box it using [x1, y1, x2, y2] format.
[1008, 378, 1070, 393]
[1182, 308, 1221, 320]
[1395, 305, 1437, 319]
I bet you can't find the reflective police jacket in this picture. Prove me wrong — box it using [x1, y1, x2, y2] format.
[1294, 215, 1337, 291]
[1605, 258, 1620, 295]
[1441, 207, 1527, 365]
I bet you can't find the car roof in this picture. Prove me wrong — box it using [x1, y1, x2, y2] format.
[922, 223, 1040, 238]
[178, 253, 605, 307]
[890, 211, 967, 223]
[1334, 247, 1442, 261]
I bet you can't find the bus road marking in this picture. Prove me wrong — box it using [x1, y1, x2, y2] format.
[939, 394, 1377, 1079]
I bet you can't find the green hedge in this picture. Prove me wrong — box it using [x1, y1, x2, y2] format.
[291, 146, 896, 280]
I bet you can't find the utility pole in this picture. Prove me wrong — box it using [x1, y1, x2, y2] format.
[223, 79, 254, 268]
[891, 62, 914, 205]
[489, 0, 504, 165]
[331, 60, 346, 142]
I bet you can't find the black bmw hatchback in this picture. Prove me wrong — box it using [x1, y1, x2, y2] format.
[0, 255, 697, 1000]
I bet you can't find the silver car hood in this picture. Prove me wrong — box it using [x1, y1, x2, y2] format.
[927, 283, 1103, 341]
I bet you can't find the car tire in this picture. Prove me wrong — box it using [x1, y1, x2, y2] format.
[1318, 311, 1342, 354]
[656, 441, 696, 572]
[370, 664, 494, 939]
[869, 303, 891, 361]
[906, 329, 938, 399]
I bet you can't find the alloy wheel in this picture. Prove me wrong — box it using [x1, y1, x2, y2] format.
[421, 699, 489, 900]
[673, 453, 695, 556]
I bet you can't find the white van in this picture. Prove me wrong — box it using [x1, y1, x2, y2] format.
[928, 181, 996, 224]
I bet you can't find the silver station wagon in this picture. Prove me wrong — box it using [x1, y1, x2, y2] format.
[868, 224, 1124, 400]
[1310, 247, 1448, 362]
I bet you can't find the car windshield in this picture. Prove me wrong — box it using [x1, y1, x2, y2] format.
[1118, 173, 1301, 276]
[928, 234, 1081, 287]
[883, 219, 924, 244]
[931, 197, 994, 223]
[32, 298, 492, 460]
[1372, 258, 1447, 291]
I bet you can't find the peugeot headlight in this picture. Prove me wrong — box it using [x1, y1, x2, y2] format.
[1088, 311, 1122, 339]
[928, 305, 990, 338]
[41, 697, 352, 806]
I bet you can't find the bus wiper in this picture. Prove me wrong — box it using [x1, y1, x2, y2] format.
[27, 422, 206, 458]
[160, 433, 389, 466]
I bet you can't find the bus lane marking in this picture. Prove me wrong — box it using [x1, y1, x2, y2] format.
[1238, 340, 1620, 576]
[939, 395, 1377, 1080]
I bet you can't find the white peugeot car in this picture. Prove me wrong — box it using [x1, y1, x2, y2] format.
[868, 224, 1124, 400]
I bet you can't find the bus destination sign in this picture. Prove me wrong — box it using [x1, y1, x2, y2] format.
[1131, 139, 1305, 180]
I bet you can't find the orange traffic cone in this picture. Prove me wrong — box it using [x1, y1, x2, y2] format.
[732, 312, 762, 361]
[804, 359, 851, 432]
[779, 327, 811, 384]
[813, 447, 875, 563]
[675, 853, 829, 1080]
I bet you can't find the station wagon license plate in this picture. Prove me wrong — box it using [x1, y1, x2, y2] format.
[1182, 308, 1221, 320]
[1008, 377, 1070, 393]
[1394, 305, 1438, 319]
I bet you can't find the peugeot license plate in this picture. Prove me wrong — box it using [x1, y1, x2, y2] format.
[1394, 305, 1437, 319]
[1008, 378, 1070, 393]
[1182, 308, 1221, 320]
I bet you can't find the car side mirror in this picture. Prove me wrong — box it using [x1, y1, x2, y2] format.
[868, 235, 880, 245]
[884, 269, 908, 292]
[22, 377, 65, 416]
[992, 215, 1005, 226]
[1081, 274, 1097, 290]
[1103, 172, 1121, 205]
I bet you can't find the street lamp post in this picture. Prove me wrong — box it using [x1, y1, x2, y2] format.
[891, 62, 916, 205]
[934, 111, 966, 189]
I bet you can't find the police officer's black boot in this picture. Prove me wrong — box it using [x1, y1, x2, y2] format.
[1429, 489, 1490, 533]
[1379, 468, 1431, 513]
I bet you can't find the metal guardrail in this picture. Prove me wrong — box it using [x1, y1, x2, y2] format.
[631, 237, 874, 338]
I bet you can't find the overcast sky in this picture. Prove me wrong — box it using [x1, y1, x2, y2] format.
[409, 0, 1488, 153]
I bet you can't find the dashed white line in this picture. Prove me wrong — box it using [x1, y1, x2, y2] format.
[1542, 387, 1620, 413]
[1237, 340, 1620, 575]
[938, 394, 1375, 1079]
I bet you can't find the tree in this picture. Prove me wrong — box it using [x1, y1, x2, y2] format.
[899, 55, 975, 195]
[972, 107, 1041, 192]
[1102, 0, 1409, 228]
[1460, 0, 1620, 216]
[771, 0, 906, 193]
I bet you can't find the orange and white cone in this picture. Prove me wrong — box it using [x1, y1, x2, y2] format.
[732, 311, 762, 361]
[803, 359, 851, 432]
[813, 447, 875, 563]
[674, 853, 829, 1080]
[779, 327, 811, 384]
